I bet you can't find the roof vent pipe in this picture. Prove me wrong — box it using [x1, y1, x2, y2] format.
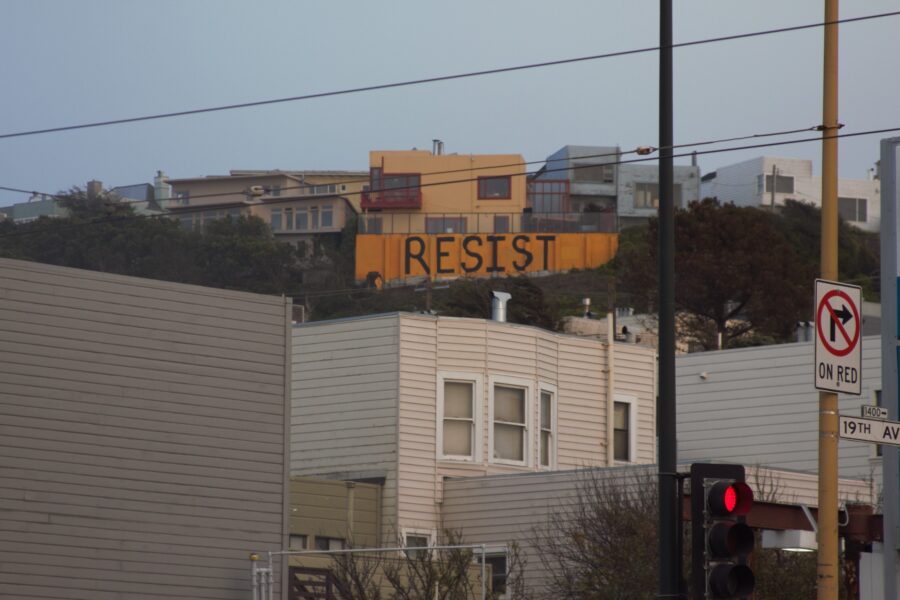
[491, 291, 511, 322]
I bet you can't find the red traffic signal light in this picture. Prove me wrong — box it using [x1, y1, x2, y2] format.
[690, 464, 756, 600]
[707, 481, 753, 517]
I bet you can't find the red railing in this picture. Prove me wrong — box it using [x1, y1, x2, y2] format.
[360, 189, 422, 210]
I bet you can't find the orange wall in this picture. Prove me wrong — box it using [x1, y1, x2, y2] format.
[355, 232, 618, 284]
[370, 150, 526, 214]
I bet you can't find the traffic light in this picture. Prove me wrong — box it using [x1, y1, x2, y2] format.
[690, 464, 755, 600]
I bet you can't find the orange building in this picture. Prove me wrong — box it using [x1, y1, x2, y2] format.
[356, 146, 618, 284]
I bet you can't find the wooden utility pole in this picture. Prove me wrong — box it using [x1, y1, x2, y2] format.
[817, 0, 840, 598]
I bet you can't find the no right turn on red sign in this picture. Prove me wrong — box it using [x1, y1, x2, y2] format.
[814, 279, 862, 395]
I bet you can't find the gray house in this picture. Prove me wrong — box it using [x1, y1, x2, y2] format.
[0, 258, 292, 600]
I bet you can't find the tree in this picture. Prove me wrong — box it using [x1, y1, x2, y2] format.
[615, 199, 814, 350]
[533, 468, 660, 599]
[0, 188, 304, 296]
[325, 530, 529, 600]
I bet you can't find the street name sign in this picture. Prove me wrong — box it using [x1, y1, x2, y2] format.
[815, 279, 862, 395]
[862, 405, 889, 420]
[839, 416, 900, 447]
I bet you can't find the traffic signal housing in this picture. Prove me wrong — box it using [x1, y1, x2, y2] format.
[690, 464, 755, 599]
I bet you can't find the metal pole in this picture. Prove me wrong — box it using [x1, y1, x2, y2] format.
[481, 543, 486, 600]
[658, 0, 678, 598]
[817, 1, 840, 598]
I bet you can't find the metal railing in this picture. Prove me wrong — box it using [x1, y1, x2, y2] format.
[357, 211, 616, 234]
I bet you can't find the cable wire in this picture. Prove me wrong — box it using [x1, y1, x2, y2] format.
[1, 124, 897, 240]
[0, 11, 896, 140]
[0, 124, 822, 205]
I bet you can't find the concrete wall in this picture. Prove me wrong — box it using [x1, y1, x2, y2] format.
[0, 258, 291, 600]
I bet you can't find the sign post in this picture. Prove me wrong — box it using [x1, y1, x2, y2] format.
[814, 279, 862, 396]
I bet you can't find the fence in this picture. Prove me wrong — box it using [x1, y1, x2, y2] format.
[357, 211, 616, 235]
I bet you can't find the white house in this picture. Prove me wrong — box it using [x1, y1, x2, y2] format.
[700, 156, 880, 232]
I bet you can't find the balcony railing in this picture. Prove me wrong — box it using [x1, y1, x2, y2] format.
[360, 189, 423, 210]
[357, 211, 616, 235]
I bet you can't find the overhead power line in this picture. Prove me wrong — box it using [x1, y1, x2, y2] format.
[0, 124, 823, 205]
[1, 124, 898, 240]
[0, 11, 897, 141]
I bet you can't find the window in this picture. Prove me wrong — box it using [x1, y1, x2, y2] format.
[634, 183, 682, 209]
[404, 533, 431, 558]
[765, 173, 794, 194]
[426, 216, 467, 234]
[493, 215, 510, 233]
[443, 381, 475, 458]
[437, 373, 482, 461]
[311, 207, 320, 230]
[175, 190, 190, 205]
[289, 534, 307, 550]
[322, 205, 334, 228]
[613, 396, 637, 462]
[314, 184, 337, 195]
[362, 215, 383, 234]
[483, 552, 508, 595]
[839, 197, 868, 223]
[284, 208, 294, 230]
[296, 208, 309, 230]
[314, 537, 344, 551]
[573, 163, 615, 183]
[491, 378, 531, 465]
[539, 387, 556, 468]
[271, 208, 282, 231]
[478, 176, 512, 199]
[270, 185, 282, 197]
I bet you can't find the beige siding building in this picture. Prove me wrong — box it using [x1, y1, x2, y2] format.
[0, 258, 292, 600]
[291, 312, 657, 545]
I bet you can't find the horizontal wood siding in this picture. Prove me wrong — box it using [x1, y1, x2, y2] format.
[0, 258, 289, 600]
[291, 315, 399, 542]
[614, 343, 657, 463]
[397, 315, 440, 535]
[290, 477, 381, 548]
[394, 315, 657, 537]
[676, 338, 882, 483]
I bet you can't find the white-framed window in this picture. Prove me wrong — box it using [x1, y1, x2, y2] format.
[538, 384, 557, 469]
[474, 545, 510, 597]
[437, 372, 483, 462]
[613, 394, 637, 463]
[175, 190, 190, 205]
[284, 207, 294, 230]
[489, 375, 533, 466]
[401, 529, 434, 558]
[271, 208, 282, 231]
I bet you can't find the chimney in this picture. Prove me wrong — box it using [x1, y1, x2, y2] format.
[154, 171, 172, 205]
[491, 291, 511, 322]
[86, 180, 103, 200]
[432, 139, 444, 155]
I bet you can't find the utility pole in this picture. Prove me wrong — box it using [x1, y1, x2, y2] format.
[771, 164, 777, 208]
[657, 1, 678, 598]
[817, 1, 840, 598]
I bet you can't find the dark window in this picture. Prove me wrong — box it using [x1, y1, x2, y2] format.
[314, 537, 344, 551]
[270, 185, 281, 197]
[613, 401, 630, 461]
[839, 197, 867, 223]
[573, 163, 615, 183]
[404, 534, 430, 558]
[484, 554, 508, 594]
[426, 216, 467, 234]
[478, 176, 512, 199]
[765, 174, 794, 194]
[494, 215, 510, 233]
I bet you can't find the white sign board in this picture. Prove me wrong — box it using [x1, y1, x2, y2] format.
[815, 279, 862, 395]
[839, 416, 900, 447]
[862, 405, 889, 420]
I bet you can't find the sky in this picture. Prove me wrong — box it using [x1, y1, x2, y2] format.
[1, 0, 898, 206]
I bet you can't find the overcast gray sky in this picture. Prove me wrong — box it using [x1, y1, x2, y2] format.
[1, 0, 897, 205]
